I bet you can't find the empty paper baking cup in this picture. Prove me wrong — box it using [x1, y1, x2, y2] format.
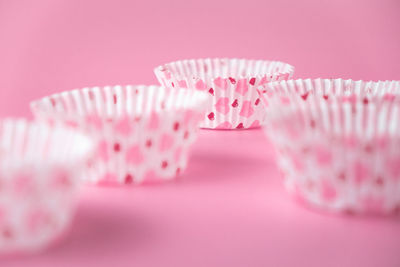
[154, 58, 294, 129]
[31, 85, 208, 185]
[0, 119, 93, 254]
[259, 79, 400, 214]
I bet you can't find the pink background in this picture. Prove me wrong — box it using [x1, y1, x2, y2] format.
[1, 0, 400, 266]
[0, 0, 399, 117]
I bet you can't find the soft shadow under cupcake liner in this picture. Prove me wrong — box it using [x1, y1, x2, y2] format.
[0, 119, 93, 254]
[154, 58, 294, 129]
[259, 78, 400, 214]
[31, 85, 208, 185]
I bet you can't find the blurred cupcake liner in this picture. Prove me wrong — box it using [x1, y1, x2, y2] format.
[259, 78, 400, 214]
[0, 119, 93, 254]
[154, 58, 294, 129]
[31, 85, 208, 185]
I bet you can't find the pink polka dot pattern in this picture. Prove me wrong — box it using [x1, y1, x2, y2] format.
[239, 101, 254, 118]
[261, 79, 400, 214]
[0, 119, 92, 254]
[215, 97, 230, 115]
[31, 85, 208, 185]
[114, 116, 133, 136]
[154, 58, 295, 129]
[125, 145, 144, 165]
[213, 77, 228, 90]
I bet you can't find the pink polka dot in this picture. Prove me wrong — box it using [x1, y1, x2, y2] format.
[215, 97, 230, 115]
[178, 80, 188, 88]
[383, 93, 396, 102]
[342, 95, 357, 104]
[280, 96, 291, 105]
[124, 174, 134, 184]
[239, 101, 254, 118]
[374, 136, 389, 149]
[236, 123, 244, 129]
[161, 161, 168, 169]
[26, 209, 51, 235]
[159, 134, 174, 152]
[301, 92, 309, 101]
[50, 97, 57, 107]
[259, 76, 269, 85]
[195, 80, 207, 90]
[231, 99, 238, 107]
[64, 120, 79, 128]
[235, 79, 249, 96]
[213, 77, 228, 90]
[13, 173, 35, 195]
[115, 116, 133, 136]
[147, 112, 159, 130]
[343, 135, 358, 148]
[126, 145, 144, 165]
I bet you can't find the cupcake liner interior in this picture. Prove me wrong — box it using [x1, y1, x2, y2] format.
[260, 79, 400, 140]
[0, 119, 93, 167]
[31, 85, 208, 121]
[155, 58, 294, 82]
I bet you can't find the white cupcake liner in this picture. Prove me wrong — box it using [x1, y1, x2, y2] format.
[31, 85, 208, 185]
[154, 58, 294, 129]
[0, 119, 93, 254]
[259, 78, 400, 214]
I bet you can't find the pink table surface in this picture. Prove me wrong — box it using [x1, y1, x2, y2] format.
[2, 129, 400, 267]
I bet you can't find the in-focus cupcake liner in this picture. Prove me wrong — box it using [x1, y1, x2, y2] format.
[154, 58, 294, 129]
[0, 119, 93, 254]
[31, 85, 208, 185]
[259, 79, 400, 214]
